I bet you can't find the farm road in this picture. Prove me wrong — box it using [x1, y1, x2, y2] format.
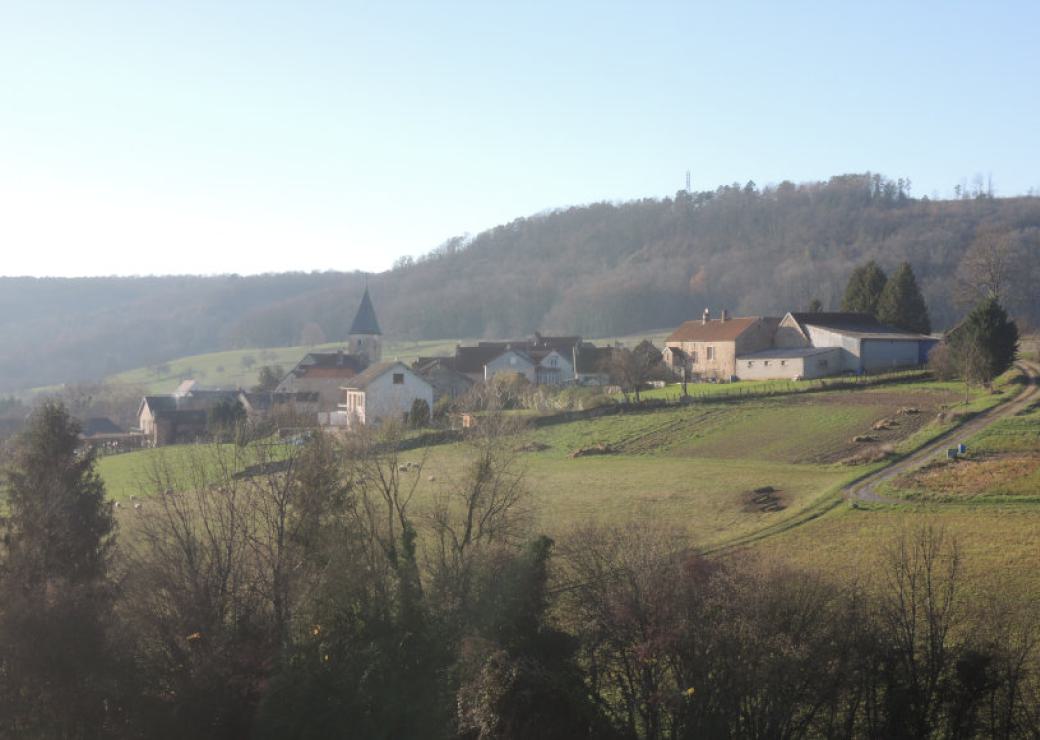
[846, 360, 1040, 504]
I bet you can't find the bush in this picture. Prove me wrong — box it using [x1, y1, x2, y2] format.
[409, 398, 431, 428]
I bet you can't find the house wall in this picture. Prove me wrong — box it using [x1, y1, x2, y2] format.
[805, 326, 862, 372]
[422, 366, 473, 402]
[774, 315, 812, 348]
[734, 320, 777, 356]
[139, 407, 155, 436]
[735, 349, 842, 380]
[357, 368, 434, 427]
[665, 340, 738, 379]
[534, 351, 574, 385]
[277, 376, 354, 411]
[484, 351, 536, 383]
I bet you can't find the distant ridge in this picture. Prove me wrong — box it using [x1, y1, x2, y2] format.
[2, 173, 1038, 392]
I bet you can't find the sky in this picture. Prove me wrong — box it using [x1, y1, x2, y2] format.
[1, 1, 1038, 277]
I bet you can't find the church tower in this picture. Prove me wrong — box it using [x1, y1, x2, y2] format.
[348, 286, 382, 365]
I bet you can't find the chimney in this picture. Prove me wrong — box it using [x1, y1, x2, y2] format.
[721, 309, 729, 322]
[702, 308, 710, 325]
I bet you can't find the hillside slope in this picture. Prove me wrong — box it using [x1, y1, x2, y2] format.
[3, 173, 1038, 392]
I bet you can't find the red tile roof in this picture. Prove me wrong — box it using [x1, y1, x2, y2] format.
[666, 316, 763, 343]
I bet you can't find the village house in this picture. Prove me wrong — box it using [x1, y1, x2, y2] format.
[137, 383, 242, 445]
[412, 357, 474, 402]
[416, 333, 597, 387]
[238, 391, 320, 424]
[664, 310, 778, 380]
[337, 361, 434, 428]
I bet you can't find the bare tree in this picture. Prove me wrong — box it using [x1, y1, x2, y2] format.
[427, 411, 531, 611]
[955, 228, 1034, 310]
[874, 523, 964, 739]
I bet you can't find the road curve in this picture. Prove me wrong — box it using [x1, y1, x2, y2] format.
[845, 360, 1040, 504]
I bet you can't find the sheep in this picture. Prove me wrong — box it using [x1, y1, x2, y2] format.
[114, 501, 121, 509]
[133, 502, 142, 511]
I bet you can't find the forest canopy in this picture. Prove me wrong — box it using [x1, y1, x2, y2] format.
[2, 173, 1038, 392]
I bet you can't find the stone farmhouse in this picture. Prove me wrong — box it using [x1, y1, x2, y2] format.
[664, 309, 937, 381]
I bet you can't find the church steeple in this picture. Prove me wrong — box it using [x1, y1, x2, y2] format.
[349, 287, 382, 363]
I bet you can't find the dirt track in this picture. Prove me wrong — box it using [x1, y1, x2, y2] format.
[845, 360, 1040, 504]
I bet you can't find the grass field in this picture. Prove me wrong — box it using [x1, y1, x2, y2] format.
[96, 366, 1039, 594]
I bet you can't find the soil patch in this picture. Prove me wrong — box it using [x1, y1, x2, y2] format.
[516, 441, 551, 453]
[570, 443, 618, 458]
[741, 486, 787, 513]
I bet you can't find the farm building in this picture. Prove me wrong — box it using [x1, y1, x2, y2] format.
[734, 347, 843, 380]
[664, 309, 936, 382]
[338, 361, 434, 428]
[777, 312, 937, 373]
[664, 310, 779, 380]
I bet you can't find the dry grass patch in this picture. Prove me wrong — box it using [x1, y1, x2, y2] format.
[894, 453, 1040, 501]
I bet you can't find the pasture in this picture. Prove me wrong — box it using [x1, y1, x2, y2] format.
[96, 369, 1040, 594]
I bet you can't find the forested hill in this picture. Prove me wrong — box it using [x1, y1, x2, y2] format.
[3, 174, 1039, 393]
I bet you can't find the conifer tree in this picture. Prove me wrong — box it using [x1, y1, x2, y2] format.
[0, 402, 117, 736]
[877, 261, 931, 334]
[951, 297, 1019, 385]
[841, 260, 888, 315]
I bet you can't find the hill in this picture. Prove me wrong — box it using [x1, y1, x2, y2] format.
[4, 173, 1039, 392]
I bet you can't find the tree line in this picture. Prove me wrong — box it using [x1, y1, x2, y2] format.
[1, 404, 1039, 738]
[2, 174, 1039, 393]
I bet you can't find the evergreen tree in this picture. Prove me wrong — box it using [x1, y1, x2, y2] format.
[0, 402, 118, 736]
[841, 260, 888, 315]
[950, 297, 1019, 385]
[876, 261, 931, 334]
[807, 298, 823, 313]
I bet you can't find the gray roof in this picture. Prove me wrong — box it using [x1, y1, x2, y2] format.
[342, 361, 407, 390]
[789, 312, 931, 341]
[349, 287, 382, 335]
[81, 417, 124, 436]
[240, 391, 320, 410]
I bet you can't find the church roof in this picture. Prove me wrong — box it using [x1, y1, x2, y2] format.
[349, 287, 382, 336]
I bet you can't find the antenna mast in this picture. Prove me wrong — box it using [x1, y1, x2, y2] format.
[685, 170, 691, 192]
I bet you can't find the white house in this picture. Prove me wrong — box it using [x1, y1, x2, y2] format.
[339, 361, 434, 428]
[532, 349, 573, 385]
[484, 349, 537, 383]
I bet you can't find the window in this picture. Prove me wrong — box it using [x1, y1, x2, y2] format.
[780, 360, 786, 367]
[392, 373, 404, 385]
[747, 361, 753, 367]
[690, 351, 698, 363]
[818, 359, 828, 369]
[706, 346, 715, 361]
[549, 357, 558, 368]
[764, 360, 770, 367]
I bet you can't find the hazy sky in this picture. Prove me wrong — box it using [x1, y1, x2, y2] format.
[1, 1, 1037, 277]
